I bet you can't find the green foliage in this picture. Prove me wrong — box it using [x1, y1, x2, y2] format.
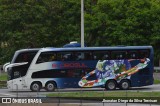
[154, 79, 160, 84]
[0, 72, 7, 81]
[0, 0, 160, 65]
[47, 91, 160, 97]
[85, 0, 160, 47]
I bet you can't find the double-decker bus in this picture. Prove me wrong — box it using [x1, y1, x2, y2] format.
[5, 46, 153, 91]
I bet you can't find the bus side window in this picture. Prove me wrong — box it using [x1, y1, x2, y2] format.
[15, 53, 28, 63]
[37, 53, 45, 63]
[138, 50, 149, 59]
[93, 51, 110, 60]
[111, 52, 118, 60]
[49, 54, 57, 61]
[36, 52, 57, 63]
[84, 52, 93, 60]
[127, 51, 138, 59]
[73, 52, 93, 60]
[57, 52, 73, 61]
[83, 52, 93, 60]
[111, 51, 126, 60]
[74, 52, 84, 60]
[63, 54, 71, 60]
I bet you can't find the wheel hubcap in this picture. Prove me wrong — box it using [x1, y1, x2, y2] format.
[33, 84, 39, 91]
[108, 82, 115, 90]
[122, 82, 128, 89]
[47, 83, 54, 91]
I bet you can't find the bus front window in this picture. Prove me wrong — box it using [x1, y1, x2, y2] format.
[7, 68, 12, 80]
[8, 51, 38, 80]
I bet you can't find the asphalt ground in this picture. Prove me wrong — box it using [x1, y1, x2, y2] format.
[0, 84, 160, 97]
[1, 85, 160, 106]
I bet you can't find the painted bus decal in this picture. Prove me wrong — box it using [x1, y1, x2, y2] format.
[52, 63, 88, 68]
[78, 58, 150, 87]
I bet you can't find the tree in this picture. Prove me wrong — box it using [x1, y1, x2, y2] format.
[0, 0, 160, 65]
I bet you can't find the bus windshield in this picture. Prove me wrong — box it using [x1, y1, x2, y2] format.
[8, 50, 39, 80]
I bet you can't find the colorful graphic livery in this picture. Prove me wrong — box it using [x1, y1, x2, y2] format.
[78, 58, 150, 87]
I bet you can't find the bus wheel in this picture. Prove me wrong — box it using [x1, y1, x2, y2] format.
[105, 80, 117, 90]
[119, 80, 130, 90]
[45, 81, 56, 92]
[30, 82, 41, 92]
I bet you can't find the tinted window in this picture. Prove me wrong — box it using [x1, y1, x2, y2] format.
[74, 52, 93, 60]
[10, 51, 38, 80]
[57, 51, 94, 61]
[57, 52, 73, 61]
[15, 52, 37, 63]
[111, 51, 127, 59]
[36, 49, 150, 63]
[36, 52, 57, 63]
[31, 69, 94, 78]
[127, 50, 150, 59]
[93, 51, 110, 60]
[138, 50, 149, 59]
[127, 51, 138, 59]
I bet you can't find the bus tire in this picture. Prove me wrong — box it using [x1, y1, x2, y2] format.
[45, 81, 56, 92]
[105, 80, 117, 90]
[30, 82, 42, 92]
[119, 80, 130, 90]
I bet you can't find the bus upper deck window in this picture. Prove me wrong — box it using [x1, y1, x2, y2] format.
[37, 56, 43, 63]
[132, 54, 136, 58]
[84, 52, 93, 60]
[138, 50, 149, 59]
[63, 54, 72, 60]
[127, 51, 138, 59]
[57, 52, 73, 61]
[111, 51, 126, 60]
[15, 53, 28, 63]
[36, 52, 57, 63]
[102, 54, 109, 60]
[93, 51, 110, 60]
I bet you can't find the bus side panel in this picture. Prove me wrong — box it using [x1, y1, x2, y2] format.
[130, 74, 140, 87]
[129, 60, 141, 87]
[55, 78, 81, 88]
[130, 61, 154, 87]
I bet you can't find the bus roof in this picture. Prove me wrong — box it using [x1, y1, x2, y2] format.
[39, 46, 153, 52]
[15, 48, 40, 53]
